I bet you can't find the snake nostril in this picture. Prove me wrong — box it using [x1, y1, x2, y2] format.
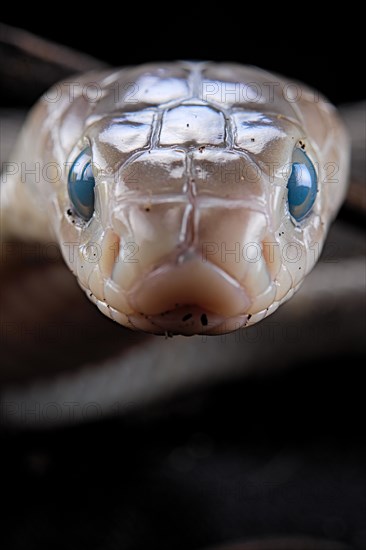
[100, 229, 120, 278]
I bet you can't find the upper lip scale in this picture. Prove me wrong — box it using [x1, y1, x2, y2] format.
[125, 256, 251, 318]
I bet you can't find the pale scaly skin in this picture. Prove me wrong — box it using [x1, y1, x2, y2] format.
[0, 62, 350, 335]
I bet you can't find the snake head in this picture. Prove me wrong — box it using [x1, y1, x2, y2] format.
[50, 63, 349, 335]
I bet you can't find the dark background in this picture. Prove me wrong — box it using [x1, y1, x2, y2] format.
[1, 18, 365, 550]
[0, 16, 364, 107]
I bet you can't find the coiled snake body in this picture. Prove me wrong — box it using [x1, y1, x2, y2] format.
[1, 62, 350, 335]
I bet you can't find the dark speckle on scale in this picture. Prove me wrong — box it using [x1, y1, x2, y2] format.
[200, 313, 208, 326]
[182, 313, 193, 322]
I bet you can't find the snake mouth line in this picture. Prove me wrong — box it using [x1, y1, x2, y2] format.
[128, 305, 226, 335]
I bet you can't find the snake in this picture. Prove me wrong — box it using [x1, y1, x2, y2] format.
[0, 61, 350, 336]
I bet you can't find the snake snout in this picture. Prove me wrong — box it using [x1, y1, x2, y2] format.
[133, 257, 249, 311]
[90, 204, 280, 334]
[126, 256, 251, 335]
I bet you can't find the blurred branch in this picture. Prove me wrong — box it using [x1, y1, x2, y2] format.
[0, 23, 109, 105]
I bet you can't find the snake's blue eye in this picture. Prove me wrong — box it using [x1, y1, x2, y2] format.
[287, 148, 317, 222]
[68, 147, 95, 221]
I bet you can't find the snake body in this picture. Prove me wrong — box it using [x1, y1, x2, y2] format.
[1, 62, 350, 335]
